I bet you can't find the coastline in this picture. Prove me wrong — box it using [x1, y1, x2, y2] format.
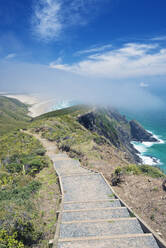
[3, 94, 165, 169]
[131, 132, 164, 166]
[3, 94, 58, 117]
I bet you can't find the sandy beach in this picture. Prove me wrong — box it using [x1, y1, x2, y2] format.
[4, 94, 55, 117]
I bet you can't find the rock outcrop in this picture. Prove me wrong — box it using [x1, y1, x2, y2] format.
[78, 107, 157, 164]
[129, 120, 158, 142]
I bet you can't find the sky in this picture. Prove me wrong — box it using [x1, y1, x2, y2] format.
[0, 0, 166, 109]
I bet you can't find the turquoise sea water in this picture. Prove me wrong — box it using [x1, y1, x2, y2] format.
[121, 107, 166, 173]
[51, 100, 166, 173]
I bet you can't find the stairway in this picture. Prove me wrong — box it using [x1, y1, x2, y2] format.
[22, 131, 165, 248]
[50, 153, 163, 248]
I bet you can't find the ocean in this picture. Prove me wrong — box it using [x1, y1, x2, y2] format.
[120, 107, 166, 173]
[51, 100, 166, 173]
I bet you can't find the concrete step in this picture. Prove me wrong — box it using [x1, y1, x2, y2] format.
[61, 172, 93, 177]
[58, 234, 159, 248]
[63, 199, 121, 210]
[50, 154, 69, 161]
[54, 160, 87, 175]
[61, 207, 130, 222]
[61, 174, 114, 202]
[52, 153, 68, 158]
[59, 218, 143, 239]
[46, 146, 57, 151]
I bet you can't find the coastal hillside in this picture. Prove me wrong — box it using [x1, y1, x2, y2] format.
[31, 105, 157, 167]
[0, 98, 165, 246]
[0, 96, 30, 135]
[0, 98, 60, 247]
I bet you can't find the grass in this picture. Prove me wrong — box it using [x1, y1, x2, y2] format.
[114, 164, 165, 178]
[0, 96, 30, 135]
[30, 106, 105, 166]
[0, 131, 48, 176]
[34, 104, 89, 120]
[34, 162, 60, 248]
[0, 130, 60, 248]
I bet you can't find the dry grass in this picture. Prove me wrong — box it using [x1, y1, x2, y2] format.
[34, 163, 60, 248]
[111, 174, 166, 241]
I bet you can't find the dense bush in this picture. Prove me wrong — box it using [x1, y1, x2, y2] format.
[0, 229, 24, 248]
[113, 164, 164, 178]
[139, 164, 164, 178]
[0, 132, 49, 176]
[0, 131, 50, 247]
[12, 215, 42, 246]
[0, 180, 41, 202]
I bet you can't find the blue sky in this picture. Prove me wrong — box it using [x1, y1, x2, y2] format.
[0, 0, 166, 109]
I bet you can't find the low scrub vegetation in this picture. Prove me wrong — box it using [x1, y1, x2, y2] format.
[30, 107, 105, 165]
[114, 164, 165, 178]
[0, 131, 56, 247]
[0, 96, 30, 135]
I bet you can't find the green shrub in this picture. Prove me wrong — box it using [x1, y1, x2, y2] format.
[124, 164, 141, 175]
[114, 164, 164, 178]
[0, 172, 13, 186]
[0, 229, 24, 248]
[139, 164, 164, 178]
[0, 180, 41, 202]
[12, 215, 42, 246]
[114, 167, 122, 175]
[6, 163, 23, 174]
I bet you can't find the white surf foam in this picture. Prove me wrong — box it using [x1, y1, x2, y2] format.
[138, 154, 161, 166]
[146, 130, 165, 144]
[131, 129, 165, 166]
[50, 100, 77, 111]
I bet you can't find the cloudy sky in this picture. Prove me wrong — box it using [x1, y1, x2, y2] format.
[0, 0, 166, 109]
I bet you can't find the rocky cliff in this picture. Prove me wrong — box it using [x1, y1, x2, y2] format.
[78, 107, 158, 163]
[129, 120, 157, 142]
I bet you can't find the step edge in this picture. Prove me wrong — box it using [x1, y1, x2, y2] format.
[58, 233, 153, 243]
[64, 199, 119, 204]
[61, 206, 127, 213]
[61, 217, 137, 224]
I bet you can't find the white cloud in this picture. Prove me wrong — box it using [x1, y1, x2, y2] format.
[32, 0, 107, 41]
[50, 42, 166, 78]
[50, 57, 63, 68]
[140, 82, 149, 88]
[151, 36, 166, 41]
[76, 44, 112, 55]
[32, 0, 62, 40]
[0, 61, 163, 111]
[5, 53, 16, 59]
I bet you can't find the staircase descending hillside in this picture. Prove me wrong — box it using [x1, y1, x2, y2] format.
[48, 150, 163, 248]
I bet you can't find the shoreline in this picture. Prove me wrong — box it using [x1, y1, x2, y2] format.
[3, 94, 75, 118]
[3, 94, 58, 117]
[3, 94, 165, 169]
[131, 132, 164, 166]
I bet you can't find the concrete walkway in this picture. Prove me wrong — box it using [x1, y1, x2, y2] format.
[23, 131, 164, 248]
[51, 153, 161, 248]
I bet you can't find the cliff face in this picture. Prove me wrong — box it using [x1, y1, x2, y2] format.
[32, 104, 157, 165]
[78, 107, 157, 163]
[129, 120, 157, 142]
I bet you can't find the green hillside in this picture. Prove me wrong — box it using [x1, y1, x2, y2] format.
[0, 96, 30, 135]
[0, 131, 59, 248]
[0, 100, 164, 247]
[30, 105, 134, 166]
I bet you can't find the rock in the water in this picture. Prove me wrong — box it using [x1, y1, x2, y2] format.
[129, 120, 158, 142]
